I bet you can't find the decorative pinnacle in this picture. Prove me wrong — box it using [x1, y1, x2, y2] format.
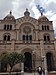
[26, 8, 28, 11]
[24, 8, 30, 16]
[10, 10, 12, 15]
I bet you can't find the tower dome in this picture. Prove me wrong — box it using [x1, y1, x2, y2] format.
[38, 15, 49, 21]
[4, 11, 15, 21]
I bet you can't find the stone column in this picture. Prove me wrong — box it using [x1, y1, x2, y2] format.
[7, 64, 11, 75]
[36, 31, 38, 40]
[7, 64, 11, 72]
[40, 39, 48, 75]
[54, 40, 56, 51]
[42, 56, 48, 75]
[11, 39, 15, 51]
[40, 39, 44, 56]
[17, 30, 19, 40]
[21, 62, 24, 75]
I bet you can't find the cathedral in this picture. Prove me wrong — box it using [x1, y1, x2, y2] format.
[0, 9, 56, 75]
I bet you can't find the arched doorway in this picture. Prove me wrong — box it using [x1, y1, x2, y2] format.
[24, 52, 32, 72]
[46, 52, 55, 71]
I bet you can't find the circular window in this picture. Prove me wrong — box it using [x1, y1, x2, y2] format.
[23, 26, 31, 33]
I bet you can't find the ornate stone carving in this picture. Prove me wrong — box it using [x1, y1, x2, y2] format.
[23, 26, 31, 33]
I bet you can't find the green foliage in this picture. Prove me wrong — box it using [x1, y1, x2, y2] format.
[0, 52, 24, 70]
[0, 52, 9, 72]
[8, 52, 24, 67]
[0, 52, 9, 64]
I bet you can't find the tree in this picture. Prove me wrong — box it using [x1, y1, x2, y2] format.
[0, 52, 24, 72]
[0, 52, 9, 72]
[8, 52, 24, 68]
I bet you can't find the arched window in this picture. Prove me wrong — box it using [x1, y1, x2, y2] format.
[42, 25, 49, 30]
[47, 36, 50, 41]
[44, 34, 50, 42]
[47, 26, 49, 30]
[4, 24, 12, 30]
[7, 25, 9, 30]
[10, 25, 12, 30]
[3, 34, 10, 41]
[22, 35, 25, 40]
[29, 35, 32, 41]
[4, 24, 6, 30]
[22, 35, 32, 43]
[46, 52, 55, 71]
[26, 35, 28, 41]
[4, 35, 7, 41]
[42, 26, 44, 30]
[45, 26, 46, 30]
[43, 35, 46, 41]
[7, 35, 10, 41]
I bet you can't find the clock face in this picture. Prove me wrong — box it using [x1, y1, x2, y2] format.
[23, 26, 31, 33]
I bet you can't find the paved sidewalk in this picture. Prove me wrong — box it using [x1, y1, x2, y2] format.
[24, 72, 39, 75]
[0, 72, 39, 75]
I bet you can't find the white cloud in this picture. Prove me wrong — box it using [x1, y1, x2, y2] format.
[46, 0, 56, 4]
[12, 0, 35, 18]
[0, 0, 14, 19]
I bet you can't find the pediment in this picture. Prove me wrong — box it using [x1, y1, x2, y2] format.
[16, 16, 38, 25]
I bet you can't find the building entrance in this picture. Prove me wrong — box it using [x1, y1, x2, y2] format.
[24, 52, 32, 72]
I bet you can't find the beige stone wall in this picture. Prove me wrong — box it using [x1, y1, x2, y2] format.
[0, 10, 56, 73]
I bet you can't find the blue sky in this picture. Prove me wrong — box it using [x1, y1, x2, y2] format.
[0, 0, 56, 37]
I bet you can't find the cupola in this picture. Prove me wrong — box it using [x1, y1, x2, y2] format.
[4, 11, 15, 21]
[24, 8, 30, 17]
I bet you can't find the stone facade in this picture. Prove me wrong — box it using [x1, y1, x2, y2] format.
[0, 9, 56, 74]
